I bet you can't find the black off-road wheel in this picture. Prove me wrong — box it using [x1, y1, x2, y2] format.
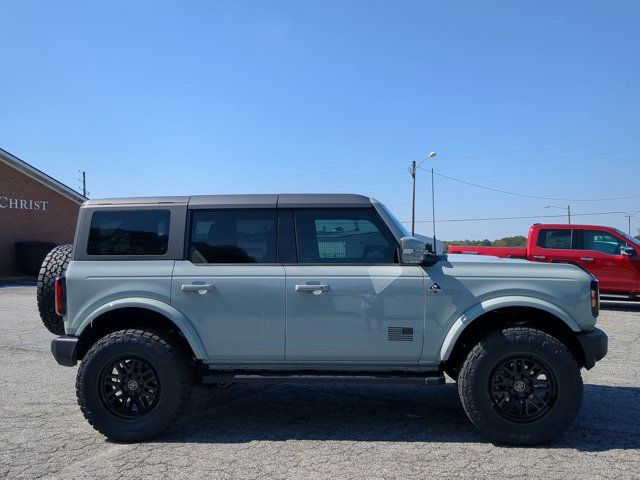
[458, 327, 583, 446]
[76, 329, 194, 442]
[36, 244, 73, 335]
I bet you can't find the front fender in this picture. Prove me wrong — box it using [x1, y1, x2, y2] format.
[75, 297, 207, 359]
[439, 295, 581, 362]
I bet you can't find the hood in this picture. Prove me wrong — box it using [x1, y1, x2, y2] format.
[441, 253, 593, 281]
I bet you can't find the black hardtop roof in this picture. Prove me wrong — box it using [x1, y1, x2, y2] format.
[83, 193, 373, 208]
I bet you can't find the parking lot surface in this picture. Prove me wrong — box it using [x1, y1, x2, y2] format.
[0, 285, 639, 479]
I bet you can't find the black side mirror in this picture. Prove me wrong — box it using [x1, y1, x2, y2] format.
[420, 253, 440, 267]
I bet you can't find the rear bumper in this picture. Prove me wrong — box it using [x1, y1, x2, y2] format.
[576, 328, 608, 369]
[51, 335, 79, 367]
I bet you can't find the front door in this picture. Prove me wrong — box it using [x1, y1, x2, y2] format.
[171, 209, 285, 361]
[576, 229, 640, 294]
[284, 208, 425, 362]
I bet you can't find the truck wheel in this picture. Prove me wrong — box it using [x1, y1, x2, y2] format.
[76, 329, 194, 442]
[458, 327, 583, 446]
[36, 244, 72, 335]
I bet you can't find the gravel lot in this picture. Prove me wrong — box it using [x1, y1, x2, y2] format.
[1, 285, 638, 480]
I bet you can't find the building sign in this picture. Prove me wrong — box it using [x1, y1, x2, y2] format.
[0, 196, 49, 211]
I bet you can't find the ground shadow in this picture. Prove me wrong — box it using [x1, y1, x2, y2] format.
[600, 300, 640, 312]
[158, 382, 640, 452]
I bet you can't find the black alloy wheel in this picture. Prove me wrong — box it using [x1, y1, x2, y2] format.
[489, 356, 556, 423]
[100, 356, 160, 419]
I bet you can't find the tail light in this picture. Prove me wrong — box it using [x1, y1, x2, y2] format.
[590, 280, 599, 318]
[54, 276, 66, 317]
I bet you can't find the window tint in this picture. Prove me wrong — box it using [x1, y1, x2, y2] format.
[583, 230, 625, 255]
[295, 209, 396, 263]
[88, 210, 170, 256]
[537, 229, 574, 250]
[189, 210, 277, 263]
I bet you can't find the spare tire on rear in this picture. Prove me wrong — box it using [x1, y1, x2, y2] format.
[37, 244, 73, 335]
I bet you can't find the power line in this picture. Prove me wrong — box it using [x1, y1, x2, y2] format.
[403, 210, 627, 224]
[421, 168, 640, 202]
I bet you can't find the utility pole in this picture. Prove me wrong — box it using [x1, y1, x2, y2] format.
[545, 204, 571, 224]
[79, 170, 88, 197]
[625, 214, 632, 235]
[410, 161, 417, 236]
[408, 152, 437, 238]
[431, 167, 437, 254]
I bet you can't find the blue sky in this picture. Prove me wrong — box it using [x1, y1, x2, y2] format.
[1, 1, 639, 240]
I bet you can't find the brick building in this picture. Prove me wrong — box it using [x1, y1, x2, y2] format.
[0, 148, 86, 277]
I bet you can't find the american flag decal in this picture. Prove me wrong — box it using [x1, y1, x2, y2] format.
[388, 327, 414, 342]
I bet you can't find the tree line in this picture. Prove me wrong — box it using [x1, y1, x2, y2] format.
[443, 235, 528, 252]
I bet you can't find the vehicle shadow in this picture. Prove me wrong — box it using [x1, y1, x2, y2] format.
[158, 383, 640, 451]
[600, 300, 640, 312]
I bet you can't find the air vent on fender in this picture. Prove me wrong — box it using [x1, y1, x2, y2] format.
[388, 327, 413, 342]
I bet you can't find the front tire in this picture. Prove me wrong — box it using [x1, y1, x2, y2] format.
[76, 329, 194, 442]
[458, 327, 583, 446]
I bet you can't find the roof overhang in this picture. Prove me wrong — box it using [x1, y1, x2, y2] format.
[0, 148, 87, 205]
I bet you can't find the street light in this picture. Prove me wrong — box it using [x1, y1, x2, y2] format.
[409, 152, 437, 239]
[545, 205, 571, 224]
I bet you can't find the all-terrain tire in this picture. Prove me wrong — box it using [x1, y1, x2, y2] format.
[36, 244, 72, 335]
[76, 329, 194, 442]
[458, 327, 583, 446]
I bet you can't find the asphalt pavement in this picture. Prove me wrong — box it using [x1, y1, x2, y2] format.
[1, 285, 638, 479]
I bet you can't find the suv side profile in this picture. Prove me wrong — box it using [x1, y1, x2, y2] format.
[41, 194, 607, 445]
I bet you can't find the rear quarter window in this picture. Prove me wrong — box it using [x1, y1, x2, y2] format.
[537, 229, 575, 250]
[87, 210, 170, 256]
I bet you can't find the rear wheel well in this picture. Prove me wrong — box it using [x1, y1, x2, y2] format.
[444, 307, 585, 379]
[76, 307, 196, 362]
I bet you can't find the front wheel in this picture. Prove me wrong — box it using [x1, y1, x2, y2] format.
[458, 327, 583, 445]
[76, 329, 194, 442]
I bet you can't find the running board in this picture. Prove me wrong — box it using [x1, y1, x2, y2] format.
[201, 372, 445, 386]
[601, 294, 639, 301]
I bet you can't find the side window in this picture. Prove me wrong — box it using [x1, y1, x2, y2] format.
[87, 210, 170, 256]
[583, 230, 625, 255]
[189, 210, 277, 263]
[537, 229, 575, 250]
[294, 209, 396, 264]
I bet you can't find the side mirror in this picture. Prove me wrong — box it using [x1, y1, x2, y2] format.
[400, 237, 426, 264]
[622, 246, 637, 256]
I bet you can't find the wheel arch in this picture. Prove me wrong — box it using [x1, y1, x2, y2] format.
[74, 298, 206, 361]
[440, 297, 586, 375]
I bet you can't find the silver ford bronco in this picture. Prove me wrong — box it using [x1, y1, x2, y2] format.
[39, 194, 607, 445]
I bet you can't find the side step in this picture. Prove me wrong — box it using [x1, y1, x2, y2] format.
[201, 372, 446, 386]
[601, 294, 639, 301]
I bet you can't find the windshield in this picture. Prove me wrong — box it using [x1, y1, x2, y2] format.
[372, 200, 410, 239]
[614, 228, 640, 247]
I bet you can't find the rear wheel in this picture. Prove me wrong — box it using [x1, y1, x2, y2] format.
[458, 327, 583, 445]
[76, 329, 194, 442]
[36, 244, 72, 335]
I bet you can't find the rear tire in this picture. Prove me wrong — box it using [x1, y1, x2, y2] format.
[36, 244, 72, 335]
[458, 327, 583, 446]
[76, 329, 194, 442]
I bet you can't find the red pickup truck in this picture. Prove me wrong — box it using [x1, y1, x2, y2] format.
[448, 224, 640, 298]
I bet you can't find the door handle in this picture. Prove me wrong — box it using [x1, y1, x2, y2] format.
[181, 284, 214, 294]
[580, 257, 594, 262]
[295, 284, 330, 293]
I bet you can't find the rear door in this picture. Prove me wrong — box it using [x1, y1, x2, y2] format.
[531, 228, 580, 264]
[284, 208, 425, 362]
[171, 209, 285, 361]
